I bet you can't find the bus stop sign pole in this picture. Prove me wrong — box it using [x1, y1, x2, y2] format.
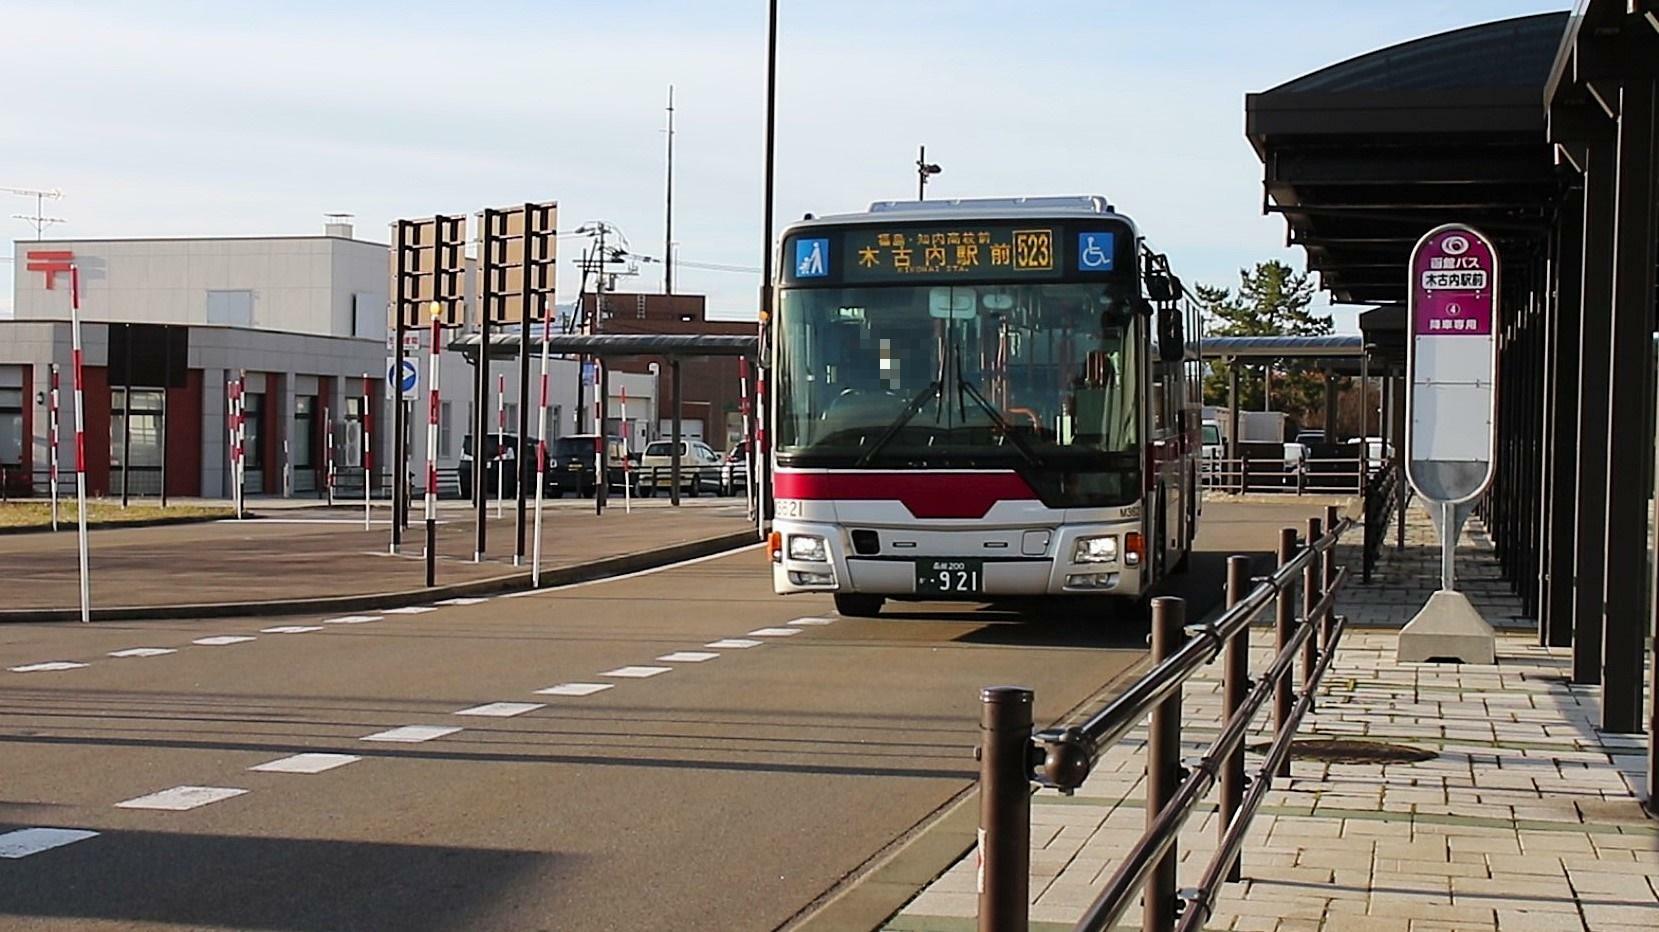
[1399, 223, 1499, 664]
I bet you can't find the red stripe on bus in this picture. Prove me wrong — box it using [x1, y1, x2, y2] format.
[772, 471, 1038, 520]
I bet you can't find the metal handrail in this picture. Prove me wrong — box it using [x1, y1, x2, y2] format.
[975, 505, 1355, 932]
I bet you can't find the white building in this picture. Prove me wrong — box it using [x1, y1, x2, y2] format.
[0, 221, 654, 500]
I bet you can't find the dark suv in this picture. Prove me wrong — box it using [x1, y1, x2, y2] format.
[459, 434, 525, 498]
[545, 434, 629, 497]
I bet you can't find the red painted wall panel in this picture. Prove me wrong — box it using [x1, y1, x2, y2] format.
[83, 366, 111, 497]
[165, 369, 203, 497]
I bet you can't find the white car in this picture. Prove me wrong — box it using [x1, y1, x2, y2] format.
[639, 440, 723, 494]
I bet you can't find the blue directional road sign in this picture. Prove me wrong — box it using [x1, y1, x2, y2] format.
[386, 358, 419, 401]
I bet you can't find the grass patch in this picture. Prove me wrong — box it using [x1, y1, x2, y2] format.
[0, 501, 235, 529]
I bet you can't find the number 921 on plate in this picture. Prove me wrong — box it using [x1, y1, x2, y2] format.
[916, 558, 983, 595]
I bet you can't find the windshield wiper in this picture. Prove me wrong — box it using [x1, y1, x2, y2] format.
[955, 361, 1042, 467]
[853, 381, 941, 468]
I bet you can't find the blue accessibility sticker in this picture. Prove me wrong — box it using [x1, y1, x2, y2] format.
[1077, 232, 1115, 272]
[794, 238, 829, 278]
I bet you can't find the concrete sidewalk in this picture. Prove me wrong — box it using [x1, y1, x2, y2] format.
[884, 507, 1657, 931]
[4, 499, 754, 614]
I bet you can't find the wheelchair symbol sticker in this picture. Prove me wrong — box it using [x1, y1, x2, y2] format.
[1077, 232, 1115, 271]
[795, 238, 829, 278]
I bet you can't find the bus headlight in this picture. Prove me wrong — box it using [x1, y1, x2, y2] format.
[1072, 536, 1118, 564]
[788, 534, 828, 562]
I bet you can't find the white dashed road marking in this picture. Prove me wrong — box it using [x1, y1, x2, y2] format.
[503, 543, 766, 598]
[535, 683, 614, 696]
[455, 702, 545, 717]
[747, 628, 800, 637]
[361, 725, 462, 743]
[116, 786, 248, 811]
[601, 666, 672, 678]
[9, 662, 88, 672]
[260, 625, 323, 634]
[435, 597, 490, 606]
[108, 648, 177, 658]
[789, 617, 835, 626]
[382, 606, 436, 615]
[706, 639, 763, 649]
[323, 615, 381, 624]
[0, 828, 100, 859]
[249, 753, 361, 774]
[193, 636, 256, 646]
[657, 651, 719, 663]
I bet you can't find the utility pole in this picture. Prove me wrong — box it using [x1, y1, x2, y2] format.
[664, 84, 676, 295]
[916, 147, 941, 200]
[3, 186, 65, 239]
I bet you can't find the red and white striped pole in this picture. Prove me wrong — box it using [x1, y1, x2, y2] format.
[362, 373, 373, 530]
[621, 386, 632, 513]
[496, 371, 506, 519]
[423, 303, 442, 587]
[532, 296, 552, 585]
[739, 355, 754, 521]
[69, 266, 90, 623]
[324, 403, 335, 506]
[593, 358, 604, 516]
[229, 377, 245, 519]
[48, 363, 60, 531]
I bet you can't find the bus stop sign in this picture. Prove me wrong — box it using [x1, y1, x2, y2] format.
[1400, 222, 1500, 664]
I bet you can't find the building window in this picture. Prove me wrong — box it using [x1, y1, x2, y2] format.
[206, 290, 254, 326]
[242, 392, 265, 470]
[439, 401, 453, 457]
[293, 396, 315, 470]
[111, 388, 165, 495]
[0, 386, 22, 468]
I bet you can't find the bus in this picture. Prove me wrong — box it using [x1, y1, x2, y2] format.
[766, 196, 1203, 617]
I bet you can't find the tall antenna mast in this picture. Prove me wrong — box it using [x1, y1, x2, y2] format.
[664, 85, 675, 295]
[2, 186, 65, 240]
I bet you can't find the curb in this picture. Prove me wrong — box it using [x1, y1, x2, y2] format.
[1, 529, 760, 623]
[0, 513, 244, 536]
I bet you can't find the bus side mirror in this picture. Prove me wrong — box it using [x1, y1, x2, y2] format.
[1157, 306, 1184, 363]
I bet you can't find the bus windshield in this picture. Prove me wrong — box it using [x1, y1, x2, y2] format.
[775, 281, 1143, 503]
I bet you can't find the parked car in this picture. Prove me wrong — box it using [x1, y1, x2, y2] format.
[1348, 436, 1395, 475]
[545, 434, 629, 497]
[459, 433, 523, 498]
[1200, 420, 1223, 462]
[639, 439, 723, 495]
[721, 440, 751, 496]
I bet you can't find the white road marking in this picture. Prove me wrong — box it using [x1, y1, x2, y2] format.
[382, 606, 437, 615]
[454, 702, 544, 717]
[116, 786, 247, 811]
[323, 615, 381, 624]
[789, 616, 836, 626]
[249, 753, 361, 774]
[601, 666, 672, 678]
[657, 651, 719, 663]
[0, 828, 100, 859]
[360, 725, 462, 743]
[435, 597, 490, 606]
[260, 625, 323, 634]
[534, 683, 614, 696]
[501, 542, 766, 598]
[193, 636, 255, 646]
[706, 638, 763, 649]
[747, 627, 801, 637]
[9, 662, 88, 672]
[108, 648, 176, 658]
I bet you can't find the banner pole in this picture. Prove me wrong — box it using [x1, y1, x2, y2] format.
[69, 266, 91, 623]
[532, 296, 552, 586]
[49, 363, 59, 531]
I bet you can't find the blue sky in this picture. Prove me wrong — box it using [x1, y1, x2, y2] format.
[1, 0, 1568, 329]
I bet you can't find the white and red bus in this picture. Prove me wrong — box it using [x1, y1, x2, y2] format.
[767, 196, 1202, 617]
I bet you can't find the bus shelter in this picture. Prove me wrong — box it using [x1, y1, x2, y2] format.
[1249, 0, 1659, 801]
[450, 332, 759, 506]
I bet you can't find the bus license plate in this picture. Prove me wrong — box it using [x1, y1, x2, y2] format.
[916, 559, 983, 595]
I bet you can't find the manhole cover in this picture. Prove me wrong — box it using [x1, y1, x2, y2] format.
[1247, 738, 1435, 765]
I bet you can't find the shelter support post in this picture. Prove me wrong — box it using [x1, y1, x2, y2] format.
[1571, 136, 1617, 685]
[1545, 187, 1583, 647]
[670, 360, 682, 507]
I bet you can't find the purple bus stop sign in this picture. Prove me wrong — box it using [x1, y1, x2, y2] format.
[1406, 224, 1499, 505]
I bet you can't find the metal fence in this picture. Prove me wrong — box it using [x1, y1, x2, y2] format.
[1199, 455, 1374, 495]
[976, 505, 1354, 932]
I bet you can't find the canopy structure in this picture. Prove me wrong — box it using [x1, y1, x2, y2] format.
[1200, 335, 1364, 359]
[447, 331, 757, 362]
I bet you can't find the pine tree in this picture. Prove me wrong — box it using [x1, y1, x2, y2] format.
[1198, 262, 1335, 429]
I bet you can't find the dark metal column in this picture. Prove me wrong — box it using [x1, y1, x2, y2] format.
[1322, 366, 1337, 440]
[1220, 555, 1250, 883]
[1227, 359, 1239, 463]
[1600, 79, 1656, 733]
[474, 209, 494, 562]
[1546, 186, 1584, 646]
[670, 359, 682, 507]
[976, 686, 1033, 932]
[1572, 138, 1617, 684]
[1391, 372, 1407, 551]
[1144, 598, 1186, 932]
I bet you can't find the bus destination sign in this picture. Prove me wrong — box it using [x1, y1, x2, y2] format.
[843, 226, 1055, 281]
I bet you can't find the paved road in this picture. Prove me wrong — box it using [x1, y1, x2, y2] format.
[0, 499, 1331, 932]
[2, 499, 752, 610]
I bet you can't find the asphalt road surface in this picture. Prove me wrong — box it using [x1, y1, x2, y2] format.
[0, 499, 1331, 932]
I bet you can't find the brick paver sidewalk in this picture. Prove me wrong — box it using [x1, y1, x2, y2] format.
[885, 505, 1656, 931]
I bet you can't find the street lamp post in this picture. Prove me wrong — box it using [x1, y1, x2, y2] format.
[916, 145, 942, 199]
